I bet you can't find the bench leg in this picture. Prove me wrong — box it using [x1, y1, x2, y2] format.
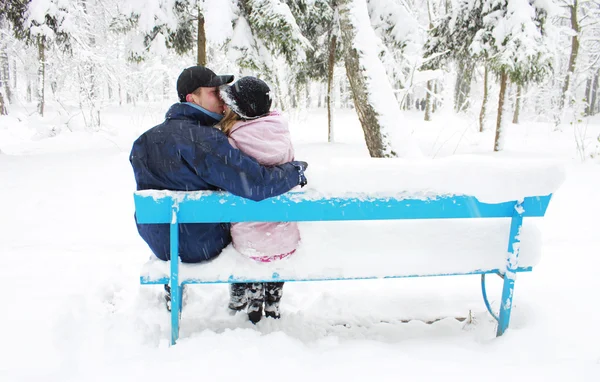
[496, 203, 524, 337]
[497, 271, 516, 336]
[170, 207, 180, 345]
[170, 283, 181, 345]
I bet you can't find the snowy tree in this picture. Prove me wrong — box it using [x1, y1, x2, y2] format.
[286, 0, 340, 140]
[471, 0, 557, 151]
[558, 0, 581, 112]
[226, 0, 312, 109]
[326, 1, 341, 142]
[0, 15, 9, 115]
[581, 1, 600, 116]
[367, 0, 423, 111]
[119, 0, 201, 63]
[423, 0, 485, 121]
[70, 0, 106, 128]
[339, 0, 421, 158]
[2, 0, 73, 116]
[556, 0, 600, 116]
[4, 0, 72, 116]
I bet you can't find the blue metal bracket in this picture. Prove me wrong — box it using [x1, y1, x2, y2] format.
[481, 274, 499, 322]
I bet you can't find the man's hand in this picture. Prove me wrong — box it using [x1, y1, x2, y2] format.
[291, 161, 308, 187]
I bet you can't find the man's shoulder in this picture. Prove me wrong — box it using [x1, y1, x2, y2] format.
[158, 118, 229, 147]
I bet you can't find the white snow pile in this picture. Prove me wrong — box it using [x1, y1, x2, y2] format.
[302, 155, 564, 203]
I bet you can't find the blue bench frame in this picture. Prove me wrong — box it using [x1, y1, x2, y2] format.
[135, 191, 552, 345]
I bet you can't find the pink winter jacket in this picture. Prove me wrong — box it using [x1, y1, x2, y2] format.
[227, 111, 301, 261]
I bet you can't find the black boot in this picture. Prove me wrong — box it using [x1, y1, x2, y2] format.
[228, 283, 250, 312]
[164, 284, 171, 311]
[164, 284, 186, 312]
[247, 283, 264, 324]
[264, 282, 284, 319]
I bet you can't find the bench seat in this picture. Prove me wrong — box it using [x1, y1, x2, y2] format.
[140, 219, 540, 284]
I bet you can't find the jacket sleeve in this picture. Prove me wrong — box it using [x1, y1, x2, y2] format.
[182, 130, 301, 201]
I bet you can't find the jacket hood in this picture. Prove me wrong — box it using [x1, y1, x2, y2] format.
[227, 111, 294, 167]
[228, 111, 284, 135]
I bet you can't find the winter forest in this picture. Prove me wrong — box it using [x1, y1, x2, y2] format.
[1, 0, 599, 156]
[2, 1, 600, 381]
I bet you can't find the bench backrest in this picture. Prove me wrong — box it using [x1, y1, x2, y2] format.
[134, 191, 552, 224]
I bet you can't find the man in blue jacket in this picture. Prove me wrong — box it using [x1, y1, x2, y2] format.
[130, 65, 307, 265]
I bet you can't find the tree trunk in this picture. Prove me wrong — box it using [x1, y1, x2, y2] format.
[1, 38, 11, 106]
[494, 70, 509, 152]
[86, 56, 99, 128]
[11, 57, 16, 102]
[590, 69, 599, 116]
[426, 0, 436, 117]
[37, 36, 45, 117]
[340, 78, 349, 108]
[0, 44, 7, 115]
[559, 1, 579, 111]
[339, 0, 418, 157]
[81, 1, 100, 129]
[457, 64, 475, 112]
[424, 80, 433, 121]
[512, 84, 521, 124]
[433, 81, 438, 113]
[327, 27, 337, 143]
[584, 76, 592, 116]
[197, 11, 206, 66]
[454, 62, 464, 112]
[163, 72, 169, 100]
[457, 61, 473, 112]
[27, 79, 32, 102]
[479, 65, 489, 132]
[306, 85, 311, 108]
[453, 61, 473, 112]
[0, 92, 5, 115]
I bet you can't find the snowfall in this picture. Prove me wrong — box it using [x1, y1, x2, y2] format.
[1, 103, 599, 381]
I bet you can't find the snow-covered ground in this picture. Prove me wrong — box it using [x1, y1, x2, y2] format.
[1, 105, 599, 381]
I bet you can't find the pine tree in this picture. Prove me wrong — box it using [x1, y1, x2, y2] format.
[556, 0, 600, 117]
[227, 0, 312, 109]
[117, 0, 209, 66]
[367, 0, 422, 110]
[286, 0, 340, 140]
[0, 15, 9, 115]
[2, 0, 72, 116]
[285, 0, 336, 85]
[422, 0, 485, 114]
[472, 0, 555, 151]
[558, 0, 580, 112]
[241, 0, 312, 65]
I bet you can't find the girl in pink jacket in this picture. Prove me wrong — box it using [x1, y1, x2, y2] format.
[219, 76, 300, 324]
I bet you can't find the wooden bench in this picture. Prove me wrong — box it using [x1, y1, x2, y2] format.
[135, 190, 553, 345]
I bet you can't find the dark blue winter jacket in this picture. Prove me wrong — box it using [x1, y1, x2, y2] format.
[130, 103, 304, 263]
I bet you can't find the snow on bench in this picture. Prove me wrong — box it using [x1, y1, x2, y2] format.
[134, 157, 564, 345]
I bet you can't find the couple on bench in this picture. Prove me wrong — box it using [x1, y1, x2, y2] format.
[130, 65, 308, 324]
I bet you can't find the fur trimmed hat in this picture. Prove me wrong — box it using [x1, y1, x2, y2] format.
[220, 76, 272, 120]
